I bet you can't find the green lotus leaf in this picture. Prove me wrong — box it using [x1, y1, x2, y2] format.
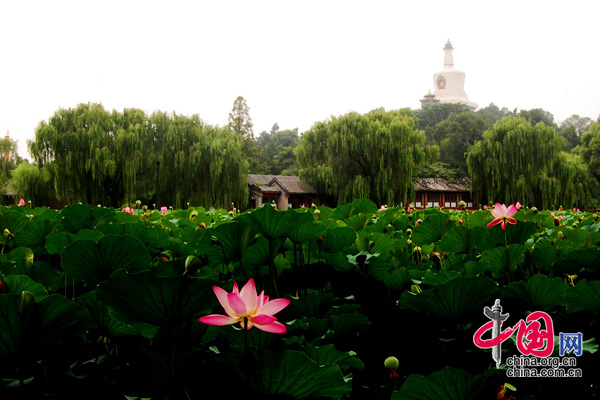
[331, 198, 378, 220]
[14, 218, 62, 254]
[219, 349, 351, 399]
[382, 268, 410, 291]
[237, 204, 311, 240]
[344, 213, 373, 231]
[60, 204, 117, 233]
[304, 343, 364, 371]
[287, 221, 326, 244]
[1, 275, 48, 301]
[44, 229, 105, 254]
[398, 276, 498, 319]
[530, 245, 559, 269]
[0, 292, 90, 362]
[329, 312, 370, 340]
[565, 280, 600, 313]
[61, 235, 151, 287]
[96, 269, 218, 327]
[321, 226, 356, 254]
[393, 366, 487, 400]
[0, 210, 29, 234]
[463, 211, 488, 228]
[422, 269, 463, 286]
[242, 236, 284, 266]
[76, 292, 157, 338]
[478, 244, 526, 278]
[213, 220, 258, 259]
[411, 214, 452, 245]
[479, 221, 538, 250]
[553, 248, 600, 274]
[24, 260, 64, 292]
[501, 274, 568, 311]
[354, 232, 395, 261]
[557, 227, 594, 249]
[95, 223, 170, 255]
[438, 226, 486, 254]
[288, 292, 336, 318]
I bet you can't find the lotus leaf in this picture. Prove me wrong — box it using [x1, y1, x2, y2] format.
[218, 349, 351, 399]
[500, 274, 568, 310]
[398, 276, 498, 319]
[411, 214, 452, 245]
[565, 279, 600, 313]
[96, 269, 218, 327]
[393, 366, 487, 400]
[61, 234, 151, 287]
[60, 204, 117, 232]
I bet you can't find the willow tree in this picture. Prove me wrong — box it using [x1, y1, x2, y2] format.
[296, 109, 434, 205]
[467, 116, 593, 208]
[29, 103, 148, 207]
[29, 103, 249, 208]
[150, 111, 248, 209]
[0, 135, 23, 203]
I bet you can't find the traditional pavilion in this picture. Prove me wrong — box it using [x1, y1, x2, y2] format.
[421, 39, 477, 109]
[248, 175, 475, 210]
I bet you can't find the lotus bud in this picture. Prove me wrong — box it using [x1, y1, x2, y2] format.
[314, 209, 320, 215]
[97, 204, 101, 208]
[429, 252, 441, 263]
[3, 228, 11, 238]
[384, 356, 399, 370]
[458, 218, 463, 225]
[578, 216, 583, 222]
[554, 217, 560, 226]
[316, 236, 323, 245]
[410, 284, 422, 294]
[558, 231, 565, 240]
[443, 252, 448, 259]
[405, 228, 412, 235]
[136, 200, 141, 208]
[142, 205, 148, 211]
[458, 200, 466, 209]
[200, 222, 207, 228]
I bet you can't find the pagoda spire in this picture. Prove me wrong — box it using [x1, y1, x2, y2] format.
[443, 39, 454, 69]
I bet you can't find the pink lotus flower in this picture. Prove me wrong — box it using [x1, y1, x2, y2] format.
[160, 206, 168, 215]
[516, 202, 522, 209]
[122, 206, 134, 215]
[199, 278, 290, 333]
[484, 205, 488, 210]
[18, 198, 25, 206]
[379, 205, 388, 211]
[486, 203, 517, 230]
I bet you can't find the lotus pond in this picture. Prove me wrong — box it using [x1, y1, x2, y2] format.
[0, 200, 598, 399]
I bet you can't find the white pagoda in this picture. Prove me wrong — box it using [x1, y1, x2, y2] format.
[424, 39, 477, 109]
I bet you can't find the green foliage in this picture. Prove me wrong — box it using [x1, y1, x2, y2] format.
[476, 102, 514, 125]
[28, 103, 248, 208]
[254, 124, 301, 175]
[576, 120, 600, 199]
[296, 109, 435, 205]
[228, 95, 254, 140]
[467, 116, 594, 208]
[0, 202, 599, 399]
[432, 112, 488, 177]
[9, 162, 52, 206]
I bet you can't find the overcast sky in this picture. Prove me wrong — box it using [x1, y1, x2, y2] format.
[1, 1, 599, 160]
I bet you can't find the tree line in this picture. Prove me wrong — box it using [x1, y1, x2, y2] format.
[4, 99, 600, 209]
